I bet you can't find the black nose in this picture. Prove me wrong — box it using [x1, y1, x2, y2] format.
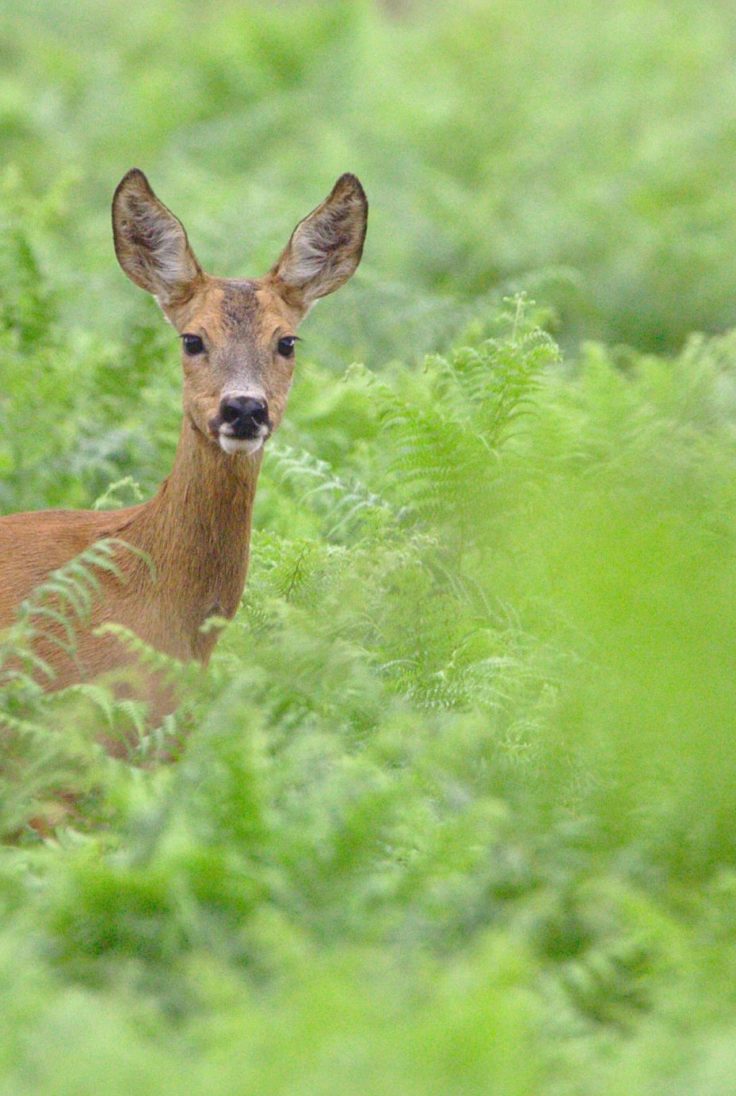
[219, 396, 269, 438]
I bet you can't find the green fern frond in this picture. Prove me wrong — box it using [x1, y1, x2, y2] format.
[0, 538, 151, 702]
[268, 442, 395, 540]
[363, 309, 559, 548]
[93, 476, 144, 511]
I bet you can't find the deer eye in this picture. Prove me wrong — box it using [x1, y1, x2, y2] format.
[277, 336, 297, 358]
[182, 334, 205, 356]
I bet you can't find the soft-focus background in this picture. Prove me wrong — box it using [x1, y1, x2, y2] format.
[3, 2, 736, 1092]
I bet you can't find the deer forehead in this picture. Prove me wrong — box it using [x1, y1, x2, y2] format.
[174, 278, 299, 344]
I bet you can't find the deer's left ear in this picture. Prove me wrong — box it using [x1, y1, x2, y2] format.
[269, 174, 368, 311]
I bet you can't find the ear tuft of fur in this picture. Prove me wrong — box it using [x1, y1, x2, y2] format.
[112, 170, 203, 306]
[270, 174, 368, 311]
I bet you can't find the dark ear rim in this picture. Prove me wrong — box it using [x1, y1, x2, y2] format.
[111, 168, 203, 301]
[317, 171, 369, 256]
[323, 172, 369, 281]
[269, 173, 368, 307]
[112, 168, 161, 275]
[112, 167, 156, 211]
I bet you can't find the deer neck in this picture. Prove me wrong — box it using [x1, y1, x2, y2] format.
[120, 418, 261, 639]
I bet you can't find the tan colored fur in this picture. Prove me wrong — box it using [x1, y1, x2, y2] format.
[0, 170, 367, 744]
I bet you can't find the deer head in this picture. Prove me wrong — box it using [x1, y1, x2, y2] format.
[112, 169, 368, 456]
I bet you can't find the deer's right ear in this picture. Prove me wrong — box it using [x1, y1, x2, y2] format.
[112, 169, 203, 308]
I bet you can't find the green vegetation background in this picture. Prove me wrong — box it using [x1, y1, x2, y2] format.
[2, 1, 736, 1091]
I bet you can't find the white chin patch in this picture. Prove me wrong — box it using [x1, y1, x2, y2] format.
[219, 435, 264, 456]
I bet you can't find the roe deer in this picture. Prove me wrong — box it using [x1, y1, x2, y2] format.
[0, 170, 368, 744]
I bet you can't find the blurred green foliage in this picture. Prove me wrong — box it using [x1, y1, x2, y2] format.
[2, 1, 736, 1093]
[4, 0, 736, 353]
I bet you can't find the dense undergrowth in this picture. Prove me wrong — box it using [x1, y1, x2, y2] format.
[3, 1, 736, 1093]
